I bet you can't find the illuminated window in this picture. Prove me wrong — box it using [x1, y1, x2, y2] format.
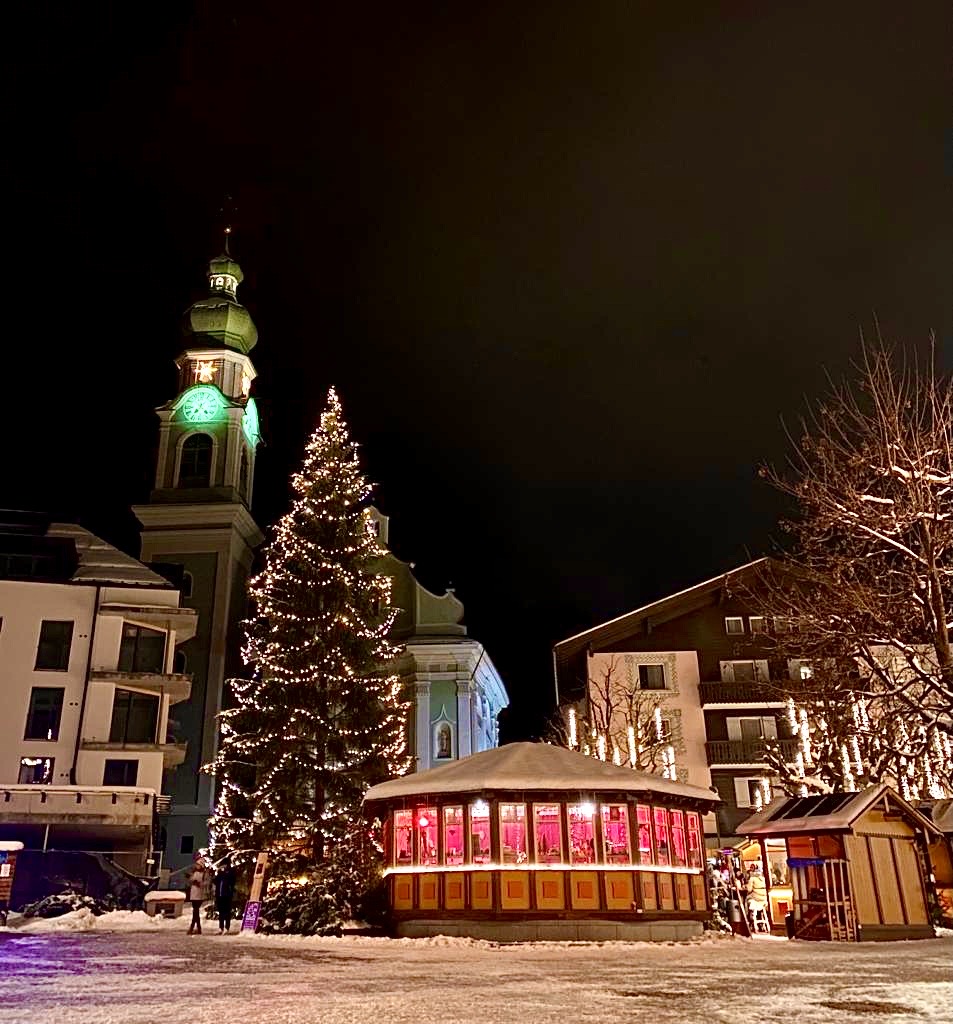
[415, 806, 438, 866]
[567, 803, 596, 864]
[469, 800, 491, 864]
[24, 687, 64, 740]
[636, 805, 654, 865]
[601, 804, 631, 864]
[443, 805, 464, 865]
[652, 807, 670, 867]
[394, 810, 412, 864]
[638, 664, 666, 690]
[749, 616, 766, 634]
[669, 810, 687, 867]
[179, 434, 213, 488]
[499, 803, 527, 864]
[18, 756, 54, 784]
[533, 803, 562, 864]
[686, 812, 703, 868]
[724, 616, 744, 635]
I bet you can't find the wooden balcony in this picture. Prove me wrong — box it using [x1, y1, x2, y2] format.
[698, 680, 784, 705]
[705, 738, 799, 765]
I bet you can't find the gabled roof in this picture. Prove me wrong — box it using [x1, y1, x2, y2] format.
[737, 783, 940, 837]
[48, 524, 172, 588]
[364, 742, 720, 807]
[552, 557, 769, 672]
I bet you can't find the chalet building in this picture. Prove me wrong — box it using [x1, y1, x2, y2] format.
[553, 559, 802, 843]
[0, 511, 195, 898]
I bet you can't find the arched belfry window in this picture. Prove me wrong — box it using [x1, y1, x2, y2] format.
[179, 434, 213, 488]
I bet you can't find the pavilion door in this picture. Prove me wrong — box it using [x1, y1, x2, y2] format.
[791, 858, 856, 941]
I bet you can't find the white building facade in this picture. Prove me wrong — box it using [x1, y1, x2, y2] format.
[0, 515, 195, 884]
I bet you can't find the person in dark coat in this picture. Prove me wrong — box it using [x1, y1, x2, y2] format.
[214, 856, 238, 934]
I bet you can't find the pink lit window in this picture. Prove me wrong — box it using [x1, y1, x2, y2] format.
[601, 804, 631, 863]
[443, 805, 464, 865]
[415, 806, 438, 866]
[686, 812, 703, 868]
[533, 804, 562, 864]
[652, 807, 670, 867]
[669, 809, 687, 867]
[394, 809, 413, 865]
[469, 801, 491, 864]
[567, 803, 597, 864]
[636, 804, 653, 865]
[500, 803, 527, 864]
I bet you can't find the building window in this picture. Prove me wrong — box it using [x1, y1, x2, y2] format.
[173, 650, 187, 674]
[415, 806, 438, 866]
[499, 803, 527, 864]
[637, 664, 666, 690]
[103, 759, 139, 786]
[727, 716, 778, 742]
[180, 835, 194, 855]
[749, 616, 766, 634]
[109, 688, 160, 744]
[652, 806, 670, 866]
[724, 616, 744, 635]
[180, 571, 194, 599]
[720, 660, 769, 683]
[686, 812, 703, 868]
[601, 804, 631, 864]
[239, 449, 249, 499]
[394, 809, 412, 865]
[469, 800, 491, 864]
[533, 803, 562, 864]
[24, 687, 65, 740]
[35, 620, 73, 671]
[636, 804, 654, 865]
[119, 624, 166, 674]
[18, 756, 54, 784]
[443, 805, 464, 865]
[669, 810, 687, 867]
[567, 803, 596, 864]
[734, 777, 770, 808]
[179, 434, 213, 488]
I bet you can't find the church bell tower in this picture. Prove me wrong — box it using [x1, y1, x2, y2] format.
[134, 235, 264, 869]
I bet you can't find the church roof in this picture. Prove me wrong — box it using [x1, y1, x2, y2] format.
[364, 742, 720, 806]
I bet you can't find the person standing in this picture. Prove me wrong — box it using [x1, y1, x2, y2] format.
[214, 856, 238, 934]
[186, 853, 209, 935]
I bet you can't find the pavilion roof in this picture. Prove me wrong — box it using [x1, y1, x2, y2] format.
[364, 742, 720, 807]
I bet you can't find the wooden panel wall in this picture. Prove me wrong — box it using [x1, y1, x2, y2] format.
[868, 837, 904, 924]
[845, 836, 880, 925]
[893, 841, 927, 926]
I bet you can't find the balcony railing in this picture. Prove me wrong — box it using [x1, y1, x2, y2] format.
[90, 669, 192, 704]
[705, 738, 799, 765]
[698, 680, 785, 705]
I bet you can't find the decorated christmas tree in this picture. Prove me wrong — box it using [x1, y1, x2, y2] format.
[208, 388, 410, 928]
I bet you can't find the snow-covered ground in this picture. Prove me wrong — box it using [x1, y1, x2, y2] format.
[0, 913, 950, 1024]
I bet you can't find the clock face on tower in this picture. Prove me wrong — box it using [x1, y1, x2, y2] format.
[175, 385, 228, 423]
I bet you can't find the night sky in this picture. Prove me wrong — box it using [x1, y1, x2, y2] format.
[3, 3, 950, 738]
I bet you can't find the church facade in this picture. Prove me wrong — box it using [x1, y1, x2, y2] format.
[371, 509, 509, 774]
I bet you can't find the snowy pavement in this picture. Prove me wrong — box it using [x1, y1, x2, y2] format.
[0, 915, 950, 1024]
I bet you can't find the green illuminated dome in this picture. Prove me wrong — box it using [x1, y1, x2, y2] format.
[182, 252, 258, 354]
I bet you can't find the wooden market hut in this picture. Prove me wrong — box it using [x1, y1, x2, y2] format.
[362, 742, 720, 941]
[738, 784, 938, 942]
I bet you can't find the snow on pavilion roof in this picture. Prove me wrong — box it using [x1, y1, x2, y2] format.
[737, 783, 940, 837]
[48, 523, 172, 588]
[364, 742, 720, 806]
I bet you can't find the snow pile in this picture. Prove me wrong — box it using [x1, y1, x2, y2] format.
[4, 908, 190, 934]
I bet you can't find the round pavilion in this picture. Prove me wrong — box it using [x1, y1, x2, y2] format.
[363, 742, 720, 941]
